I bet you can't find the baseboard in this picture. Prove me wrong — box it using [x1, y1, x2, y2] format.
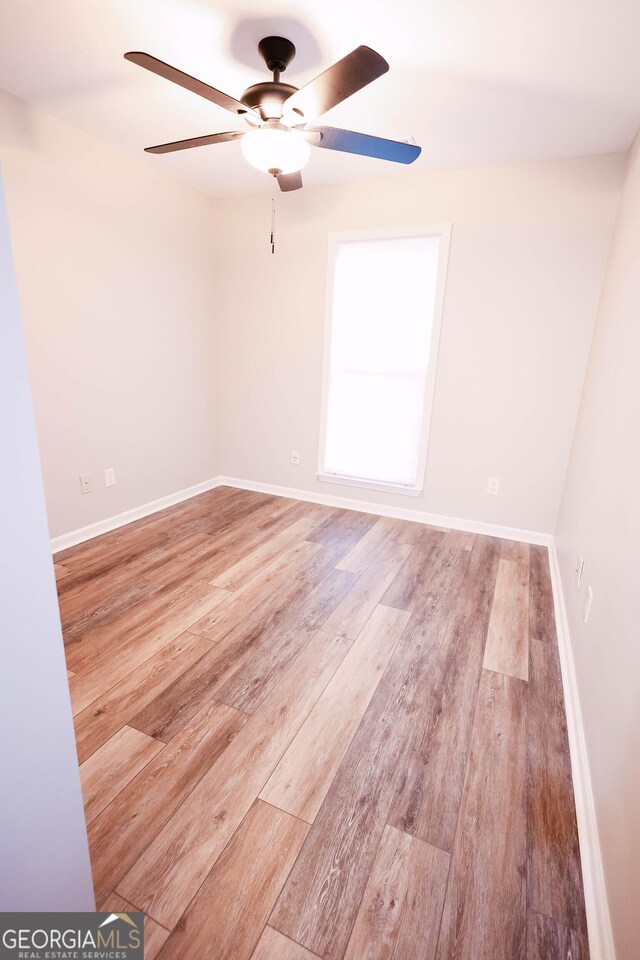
[548, 543, 616, 960]
[50, 477, 223, 553]
[217, 475, 553, 546]
[51, 472, 552, 554]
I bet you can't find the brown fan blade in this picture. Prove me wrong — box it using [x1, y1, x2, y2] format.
[277, 171, 303, 192]
[144, 131, 245, 154]
[306, 125, 421, 164]
[283, 46, 388, 121]
[124, 52, 260, 121]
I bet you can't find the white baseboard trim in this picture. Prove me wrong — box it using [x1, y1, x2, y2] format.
[548, 542, 615, 960]
[50, 477, 222, 553]
[217, 475, 553, 546]
[51, 473, 552, 554]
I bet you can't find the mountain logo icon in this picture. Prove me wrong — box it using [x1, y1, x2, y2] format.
[99, 913, 139, 930]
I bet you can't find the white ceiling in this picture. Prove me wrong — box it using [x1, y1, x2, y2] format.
[1, 0, 639, 197]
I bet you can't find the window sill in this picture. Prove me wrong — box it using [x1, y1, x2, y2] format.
[317, 473, 423, 498]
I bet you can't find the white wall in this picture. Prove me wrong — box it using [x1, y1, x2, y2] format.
[555, 131, 640, 960]
[0, 166, 94, 910]
[0, 83, 623, 540]
[0, 88, 219, 539]
[213, 153, 624, 534]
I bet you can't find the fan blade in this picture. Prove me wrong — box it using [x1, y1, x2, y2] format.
[283, 46, 388, 121]
[277, 171, 303, 192]
[144, 131, 244, 154]
[306, 125, 421, 164]
[124, 52, 260, 121]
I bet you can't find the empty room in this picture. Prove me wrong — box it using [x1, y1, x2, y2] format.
[1, 1, 638, 958]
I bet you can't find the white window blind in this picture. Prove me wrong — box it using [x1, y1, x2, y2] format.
[321, 234, 442, 491]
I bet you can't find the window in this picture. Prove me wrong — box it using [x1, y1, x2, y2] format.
[318, 226, 451, 496]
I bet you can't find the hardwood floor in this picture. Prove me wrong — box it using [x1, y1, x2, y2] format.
[56, 486, 589, 960]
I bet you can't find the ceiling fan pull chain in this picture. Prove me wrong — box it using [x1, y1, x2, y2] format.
[270, 173, 277, 254]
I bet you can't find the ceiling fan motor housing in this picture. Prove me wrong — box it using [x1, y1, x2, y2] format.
[241, 81, 298, 121]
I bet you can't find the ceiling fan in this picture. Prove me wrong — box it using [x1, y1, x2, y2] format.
[124, 36, 421, 191]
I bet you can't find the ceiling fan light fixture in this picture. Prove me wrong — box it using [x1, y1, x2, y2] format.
[241, 124, 310, 175]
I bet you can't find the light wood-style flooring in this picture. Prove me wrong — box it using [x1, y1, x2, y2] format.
[56, 486, 589, 959]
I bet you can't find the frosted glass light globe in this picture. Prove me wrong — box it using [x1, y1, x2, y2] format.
[241, 125, 310, 174]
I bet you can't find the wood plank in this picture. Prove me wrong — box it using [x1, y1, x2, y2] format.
[529, 545, 557, 643]
[57, 487, 267, 585]
[59, 572, 206, 645]
[143, 501, 314, 589]
[335, 516, 398, 575]
[207, 496, 313, 557]
[79, 726, 163, 825]
[343, 825, 450, 960]
[380, 528, 447, 613]
[116, 629, 351, 928]
[212, 568, 356, 714]
[501, 539, 530, 564]
[212, 516, 319, 590]
[143, 540, 242, 588]
[73, 632, 212, 763]
[292, 506, 375, 581]
[527, 637, 588, 939]
[54, 487, 237, 567]
[483, 557, 530, 680]
[56, 530, 218, 603]
[435, 670, 527, 960]
[68, 584, 229, 714]
[65, 574, 225, 672]
[158, 800, 308, 960]
[58, 530, 212, 623]
[387, 536, 500, 850]
[269, 543, 472, 960]
[56, 524, 210, 592]
[305, 507, 377, 549]
[322, 542, 412, 640]
[89, 700, 247, 903]
[387, 517, 439, 545]
[129, 569, 346, 741]
[446, 529, 477, 551]
[251, 927, 319, 960]
[188, 540, 320, 643]
[58, 494, 252, 617]
[99, 892, 170, 960]
[126, 643, 247, 743]
[62, 577, 166, 647]
[54, 562, 70, 581]
[526, 910, 588, 960]
[293, 539, 353, 585]
[269, 498, 299, 519]
[261, 604, 410, 822]
[55, 489, 251, 584]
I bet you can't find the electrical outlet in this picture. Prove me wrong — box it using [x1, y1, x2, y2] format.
[104, 467, 116, 487]
[583, 586, 593, 624]
[486, 477, 500, 496]
[79, 473, 92, 495]
[576, 556, 585, 587]
[291, 450, 300, 465]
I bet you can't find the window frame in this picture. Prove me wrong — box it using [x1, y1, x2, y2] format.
[317, 223, 452, 497]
